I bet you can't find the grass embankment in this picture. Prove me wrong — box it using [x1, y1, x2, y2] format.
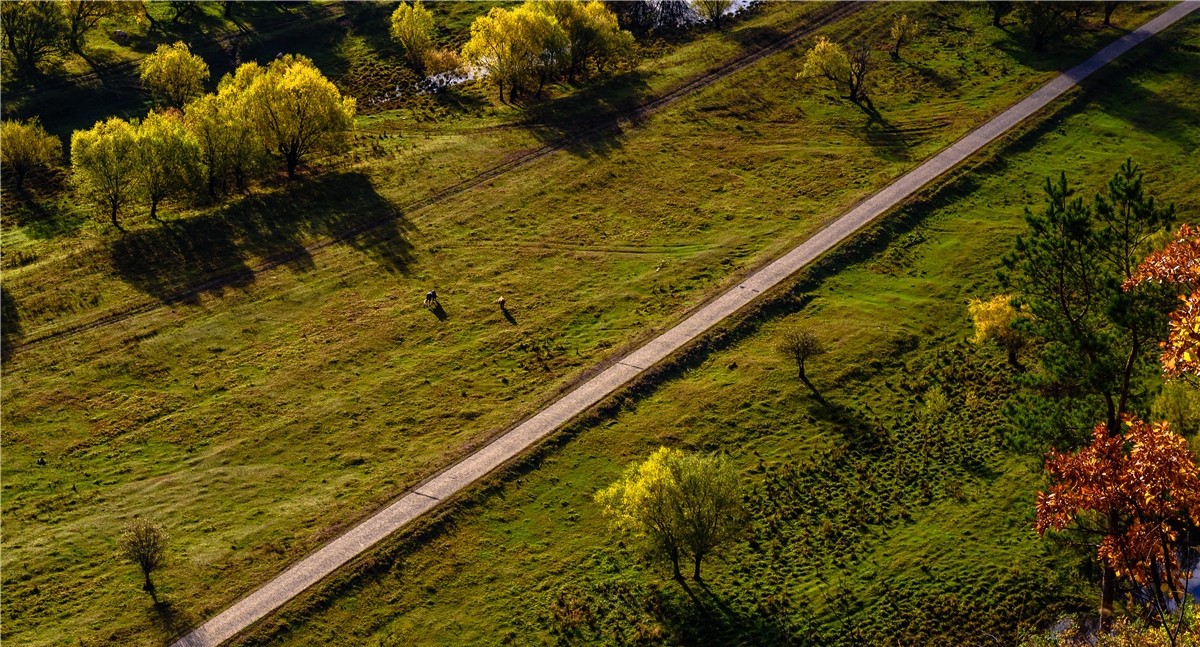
[0, 3, 1176, 646]
[233, 15, 1200, 647]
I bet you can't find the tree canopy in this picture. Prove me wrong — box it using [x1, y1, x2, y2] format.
[389, 0, 435, 70]
[799, 36, 872, 104]
[70, 117, 138, 231]
[135, 109, 200, 221]
[597, 447, 745, 580]
[1, 118, 62, 190]
[139, 41, 211, 109]
[1, 0, 67, 78]
[243, 55, 356, 178]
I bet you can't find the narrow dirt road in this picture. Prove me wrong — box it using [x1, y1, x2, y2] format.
[172, 4, 1199, 646]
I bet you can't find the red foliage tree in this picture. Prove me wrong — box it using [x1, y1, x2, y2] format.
[1036, 416, 1200, 644]
[1125, 224, 1200, 380]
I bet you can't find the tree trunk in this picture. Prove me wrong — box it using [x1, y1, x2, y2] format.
[150, 197, 161, 222]
[693, 552, 703, 580]
[1100, 561, 1115, 632]
[142, 570, 158, 602]
[110, 204, 125, 233]
[286, 155, 298, 179]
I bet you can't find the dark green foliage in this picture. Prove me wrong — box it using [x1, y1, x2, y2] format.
[1001, 161, 1174, 448]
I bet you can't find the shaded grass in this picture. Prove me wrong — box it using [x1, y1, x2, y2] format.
[225, 15, 1200, 647]
[0, 4, 1187, 647]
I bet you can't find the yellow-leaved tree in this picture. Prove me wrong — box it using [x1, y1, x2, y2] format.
[389, 0, 435, 70]
[462, 6, 568, 102]
[184, 63, 270, 197]
[890, 14, 921, 60]
[0, 118, 62, 190]
[71, 117, 138, 231]
[532, 0, 633, 82]
[968, 294, 1027, 367]
[596, 447, 745, 580]
[139, 41, 210, 109]
[243, 55, 356, 178]
[135, 109, 199, 221]
[799, 36, 872, 104]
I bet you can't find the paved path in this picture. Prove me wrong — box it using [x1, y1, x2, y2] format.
[172, 5, 1199, 646]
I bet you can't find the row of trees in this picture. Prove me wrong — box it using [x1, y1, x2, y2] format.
[68, 46, 355, 230]
[389, 0, 637, 102]
[0, 42, 356, 230]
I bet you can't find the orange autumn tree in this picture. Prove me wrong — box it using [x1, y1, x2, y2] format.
[1036, 416, 1200, 645]
[1125, 224, 1200, 380]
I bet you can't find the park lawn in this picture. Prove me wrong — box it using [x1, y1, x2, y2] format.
[236, 16, 1200, 646]
[0, 3, 1179, 646]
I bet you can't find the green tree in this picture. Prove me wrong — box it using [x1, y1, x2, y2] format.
[1018, 1, 1075, 51]
[890, 14, 920, 60]
[389, 0, 435, 71]
[71, 117, 138, 232]
[58, 0, 130, 55]
[597, 447, 745, 580]
[139, 41, 210, 109]
[120, 519, 168, 602]
[135, 109, 199, 221]
[798, 36, 872, 104]
[690, 0, 731, 30]
[776, 328, 826, 397]
[1, 0, 67, 78]
[1002, 160, 1174, 439]
[244, 55, 356, 178]
[1, 118, 62, 191]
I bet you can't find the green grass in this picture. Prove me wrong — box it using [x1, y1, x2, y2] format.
[0, 3, 1184, 646]
[229, 16, 1200, 646]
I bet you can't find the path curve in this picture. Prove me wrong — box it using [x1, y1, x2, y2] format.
[14, 2, 862, 353]
[172, 5, 1199, 646]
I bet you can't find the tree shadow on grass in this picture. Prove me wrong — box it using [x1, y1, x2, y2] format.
[1, 286, 22, 365]
[148, 599, 193, 638]
[651, 578, 823, 646]
[519, 70, 653, 158]
[1085, 62, 1200, 151]
[855, 102, 915, 163]
[109, 172, 416, 305]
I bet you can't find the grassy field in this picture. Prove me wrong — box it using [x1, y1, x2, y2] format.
[232, 15, 1200, 646]
[0, 3, 1181, 646]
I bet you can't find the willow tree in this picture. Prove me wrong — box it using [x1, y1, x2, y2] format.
[462, 6, 568, 102]
[1, 0, 66, 78]
[0, 118, 62, 191]
[184, 64, 269, 197]
[71, 117, 138, 231]
[139, 41, 210, 109]
[389, 0, 434, 70]
[597, 447, 745, 580]
[533, 0, 633, 82]
[135, 109, 199, 221]
[244, 55, 356, 178]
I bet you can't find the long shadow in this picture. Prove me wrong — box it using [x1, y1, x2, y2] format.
[1086, 63, 1200, 150]
[649, 578, 821, 646]
[855, 102, 915, 163]
[1, 286, 22, 365]
[518, 70, 654, 158]
[109, 172, 416, 305]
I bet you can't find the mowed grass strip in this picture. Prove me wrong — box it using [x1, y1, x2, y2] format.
[0, 4, 1175, 646]
[237, 17, 1200, 647]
